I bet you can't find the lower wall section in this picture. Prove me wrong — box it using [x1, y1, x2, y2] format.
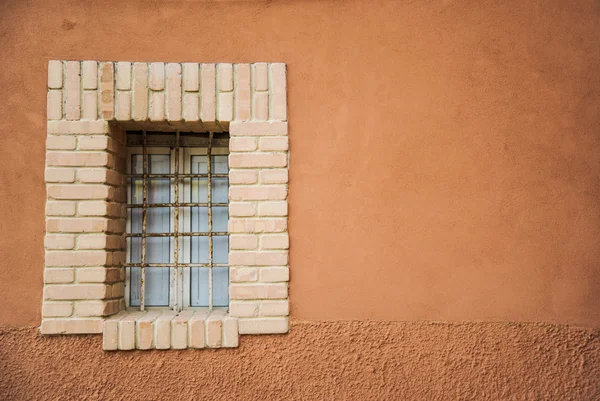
[1, 321, 599, 400]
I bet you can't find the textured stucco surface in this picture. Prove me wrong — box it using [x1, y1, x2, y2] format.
[1, 321, 600, 400]
[0, 0, 599, 327]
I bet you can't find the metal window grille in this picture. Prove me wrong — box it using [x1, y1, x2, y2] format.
[125, 131, 229, 312]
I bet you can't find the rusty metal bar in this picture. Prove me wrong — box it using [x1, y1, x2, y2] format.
[173, 131, 180, 312]
[127, 202, 227, 209]
[207, 131, 214, 312]
[126, 232, 228, 238]
[128, 173, 228, 179]
[140, 130, 148, 312]
[125, 263, 228, 268]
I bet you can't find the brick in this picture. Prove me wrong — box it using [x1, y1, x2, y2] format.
[45, 250, 108, 267]
[229, 154, 287, 169]
[103, 312, 126, 350]
[230, 235, 258, 250]
[200, 64, 216, 125]
[229, 202, 256, 217]
[45, 168, 75, 183]
[132, 62, 149, 121]
[230, 267, 258, 282]
[77, 267, 121, 283]
[44, 284, 110, 300]
[229, 283, 288, 300]
[47, 185, 110, 200]
[187, 311, 207, 349]
[270, 63, 287, 121]
[44, 268, 75, 283]
[229, 137, 257, 152]
[78, 201, 108, 216]
[82, 91, 98, 120]
[229, 301, 258, 318]
[183, 63, 199, 92]
[46, 218, 107, 233]
[259, 266, 290, 282]
[230, 121, 288, 136]
[99, 62, 115, 120]
[229, 251, 288, 266]
[41, 318, 103, 335]
[47, 90, 62, 120]
[46, 202, 76, 217]
[42, 301, 73, 318]
[218, 92, 233, 124]
[206, 312, 223, 348]
[48, 60, 63, 89]
[137, 311, 161, 350]
[155, 312, 176, 349]
[82, 61, 98, 90]
[172, 311, 193, 349]
[228, 218, 287, 233]
[260, 137, 289, 151]
[166, 63, 182, 121]
[261, 234, 289, 250]
[218, 63, 233, 92]
[116, 62, 131, 90]
[77, 235, 106, 249]
[118, 312, 139, 350]
[47, 120, 109, 135]
[45, 234, 75, 250]
[258, 201, 288, 217]
[116, 91, 131, 121]
[78, 168, 122, 185]
[238, 317, 289, 334]
[46, 136, 76, 150]
[260, 300, 289, 316]
[253, 92, 268, 121]
[234, 63, 251, 121]
[183, 93, 199, 122]
[65, 61, 81, 120]
[149, 62, 165, 90]
[230, 185, 287, 201]
[78, 136, 108, 151]
[223, 317, 239, 348]
[111, 282, 125, 297]
[230, 170, 258, 184]
[150, 92, 165, 121]
[46, 152, 110, 167]
[75, 300, 120, 317]
[259, 169, 288, 184]
[253, 63, 269, 92]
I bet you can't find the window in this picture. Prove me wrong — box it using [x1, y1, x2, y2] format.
[126, 131, 230, 312]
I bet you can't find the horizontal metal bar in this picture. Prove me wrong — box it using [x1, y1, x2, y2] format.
[125, 263, 229, 268]
[127, 131, 230, 147]
[127, 173, 229, 179]
[127, 202, 228, 208]
[126, 232, 229, 238]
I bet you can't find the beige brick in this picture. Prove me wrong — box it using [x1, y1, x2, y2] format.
[230, 121, 287, 136]
[188, 311, 208, 349]
[260, 300, 289, 316]
[77, 235, 106, 249]
[48, 60, 63, 89]
[46, 152, 109, 167]
[228, 218, 287, 233]
[270, 63, 287, 121]
[260, 137, 289, 152]
[99, 62, 115, 120]
[253, 92, 269, 121]
[150, 92, 165, 121]
[258, 201, 288, 217]
[261, 234, 289, 250]
[230, 267, 258, 282]
[46, 218, 107, 233]
[217, 63, 233, 92]
[259, 169, 288, 184]
[75, 300, 120, 317]
[229, 283, 288, 300]
[230, 185, 287, 201]
[200, 64, 216, 124]
[137, 311, 161, 350]
[44, 284, 110, 300]
[229, 154, 287, 169]
[42, 301, 73, 318]
[230, 170, 258, 185]
[234, 63, 251, 121]
[47, 184, 110, 200]
[82, 91, 98, 120]
[78, 136, 108, 151]
[230, 234, 258, 250]
[172, 311, 193, 350]
[65, 61, 81, 120]
[111, 282, 125, 297]
[183, 63, 199, 92]
[45, 250, 108, 267]
[229, 251, 288, 266]
[41, 318, 103, 335]
[229, 202, 256, 217]
[259, 266, 290, 283]
[166, 63, 182, 121]
[155, 312, 176, 349]
[132, 62, 149, 121]
[45, 234, 75, 250]
[78, 168, 121, 185]
[46, 202, 76, 217]
[82, 61, 98, 90]
[223, 317, 239, 348]
[47, 135, 76, 150]
[183, 93, 199, 122]
[116, 91, 131, 121]
[218, 92, 233, 125]
[77, 267, 120, 283]
[78, 201, 108, 216]
[118, 313, 139, 350]
[253, 63, 269, 92]
[229, 301, 258, 318]
[229, 137, 257, 152]
[206, 313, 223, 348]
[149, 62, 165, 90]
[44, 268, 75, 284]
[238, 317, 289, 334]
[103, 312, 126, 350]
[47, 90, 62, 120]
[47, 120, 109, 135]
[116, 61, 131, 90]
[45, 168, 75, 183]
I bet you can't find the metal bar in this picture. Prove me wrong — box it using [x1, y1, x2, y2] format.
[125, 263, 229, 268]
[173, 131, 180, 312]
[126, 232, 228, 238]
[140, 130, 148, 312]
[208, 131, 213, 312]
[127, 202, 228, 209]
[128, 173, 228, 179]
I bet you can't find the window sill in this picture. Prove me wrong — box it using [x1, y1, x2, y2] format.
[102, 309, 238, 351]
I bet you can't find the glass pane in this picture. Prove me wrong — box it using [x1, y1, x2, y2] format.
[213, 236, 228, 264]
[212, 155, 228, 174]
[212, 178, 228, 203]
[213, 267, 229, 307]
[190, 267, 209, 307]
[212, 206, 228, 232]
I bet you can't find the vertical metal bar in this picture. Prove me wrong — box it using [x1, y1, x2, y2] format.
[140, 130, 148, 311]
[207, 132, 214, 311]
[173, 131, 180, 312]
